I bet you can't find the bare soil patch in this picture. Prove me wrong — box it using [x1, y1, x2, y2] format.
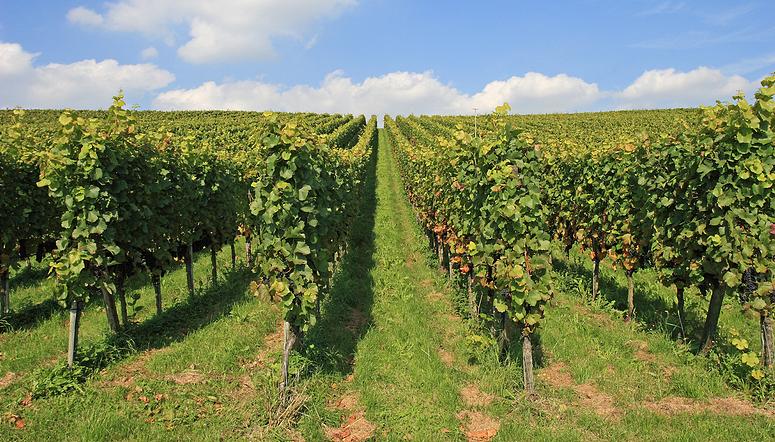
[324, 411, 377, 442]
[538, 362, 574, 388]
[0, 371, 17, 389]
[443, 313, 461, 323]
[460, 384, 494, 407]
[234, 374, 256, 396]
[438, 348, 454, 367]
[329, 391, 360, 411]
[644, 396, 775, 418]
[165, 369, 205, 385]
[539, 362, 621, 419]
[286, 428, 306, 442]
[325, 385, 377, 441]
[264, 325, 284, 348]
[456, 410, 500, 442]
[575, 383, 621, 419]
[427, 291, 444, 302]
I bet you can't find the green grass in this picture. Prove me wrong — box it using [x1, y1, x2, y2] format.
[0, 129, 771, 441]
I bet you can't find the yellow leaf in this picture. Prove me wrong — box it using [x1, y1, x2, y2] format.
[731, 337, 749, 351]
[741, 351, 759, 367]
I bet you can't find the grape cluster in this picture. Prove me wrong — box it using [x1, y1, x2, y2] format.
[739, 268, 757, 304]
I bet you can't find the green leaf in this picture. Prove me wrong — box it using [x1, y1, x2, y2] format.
[298, 185, 311, 201]
[722, 271, 740, 287]
[750, 298, 767, 311]
[717, 192, 736, 208]
[525, 313, 541, 325]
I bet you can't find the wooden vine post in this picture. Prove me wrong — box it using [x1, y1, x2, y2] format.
[152, 273, 163, 315]
[101, 284, 121, 334]
[447, 244, 454, 278]
[0, 268, 9, 315]
[67, 300, 82, 368]
[625, 270, 635, 321]
[522, 331, 535, 394]
[185, 242, 195, 296]
[211, 244, 218, 282]
[116, 272, 129, 327]
[762, 313, 774, 368]
[700, 282, 725, 353]
[280, 321, 299, 400]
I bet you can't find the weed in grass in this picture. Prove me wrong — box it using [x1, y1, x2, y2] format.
[32, 335, 135, 398]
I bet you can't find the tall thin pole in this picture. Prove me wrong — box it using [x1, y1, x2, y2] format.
[473, 107, 478, 138]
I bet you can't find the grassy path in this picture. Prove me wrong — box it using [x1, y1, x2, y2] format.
[295, 129, 477, 440]
[345, 129, 470, 438]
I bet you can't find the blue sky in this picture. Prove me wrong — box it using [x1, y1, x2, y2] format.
[0, 0, 773, 115]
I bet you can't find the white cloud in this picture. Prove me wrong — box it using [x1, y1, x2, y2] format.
[154, 67, 762, 115]
[66, 0, 356, 64]
[152, 71, 603, 115]
[0, 42, 36, 76]
[468, 73, 601, 113]
[0, 43, 759, 115]
[615, 67, 755, 109]
[0, 42, 174, 109]
[66, 6, 104, 26]
[141, 46, 159, 60]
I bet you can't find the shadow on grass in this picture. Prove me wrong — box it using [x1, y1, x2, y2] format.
[9, 262, 51, 288]
[122, 266, 253, 351]
[2, 249, 234, 336]
[0, 262, 64, 333]
[29, 264, 254, 399]
[303, 151, 378, 376]
[551, 252, 707, 343]
[1, 298, 62, 333]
